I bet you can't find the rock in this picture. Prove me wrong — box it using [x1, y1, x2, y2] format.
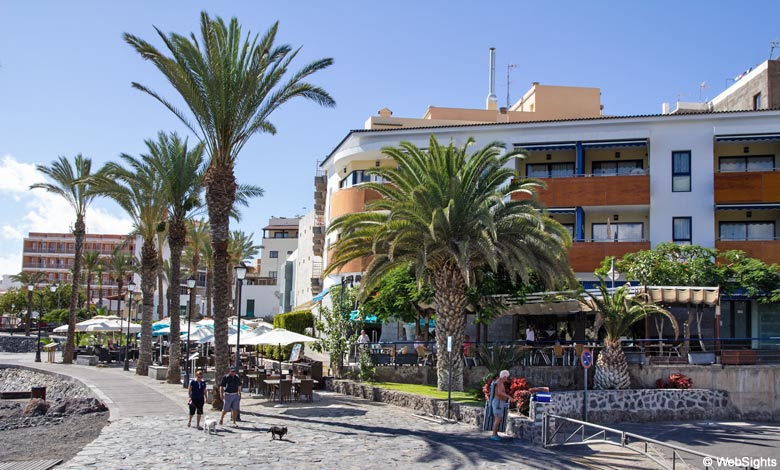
[22, 398, 49, 417]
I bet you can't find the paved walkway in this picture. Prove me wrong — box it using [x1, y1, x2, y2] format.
[1, 353, 658, 469]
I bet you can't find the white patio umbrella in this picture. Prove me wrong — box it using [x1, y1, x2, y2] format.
[53, 316, 124, 333]
[244, 328, 318, 346]
[85, 320, 141, 334]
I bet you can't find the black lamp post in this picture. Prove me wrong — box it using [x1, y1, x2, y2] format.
[34, 285, 47, 362]
[124, 280, 136, 371]
[183, 275, 196, 389]
[233, 262, 247, 371]
[26, 284, 33, 337]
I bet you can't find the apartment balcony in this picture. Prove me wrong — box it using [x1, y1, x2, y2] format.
[512, 174, 650, 207]
[715, 239, 780, 265]
[22, 263, 71, 270]
[568, 241, 651, 273]
[714, 171, 780, 203]
[329, 186, 383, 219]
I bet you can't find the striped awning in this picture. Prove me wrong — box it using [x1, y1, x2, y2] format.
[716, 133, 780, 143]
[715, 203, 780, 211]
[514, 142, 576, 152]
[582, 139, 648, 149]
[547, 207, 577, 214]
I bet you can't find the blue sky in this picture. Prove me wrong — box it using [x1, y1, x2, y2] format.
[1, 0, 779, 274]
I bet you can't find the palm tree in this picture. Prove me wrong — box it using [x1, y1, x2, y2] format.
[10, 271, 46, 336]
[227, 230, 260, 316]
[104, 247, 135, 318]
[143, 132, 205, 384]
[580, 282, 679, 390]
[94, 149, 167, 376]
[124, 13, 334, 377]
[184, 219, 210, 317]
[326, 136, 574, 391]
[82, 250, 101, 308]
[31, 155, 97, 363]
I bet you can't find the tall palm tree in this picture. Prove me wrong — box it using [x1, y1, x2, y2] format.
[10, 271, 46, 336]
[124, 13, 334, 377]
[326, 136, 574, 391]
[82, 250, 101, 308]
[184, 219, 210, 317]
[31, 155, 97, 363]
[144, 132, 205, 384]
[104, 247, 134, 318]
[580, 282, 679, 390]
[94, 149, 166, 376]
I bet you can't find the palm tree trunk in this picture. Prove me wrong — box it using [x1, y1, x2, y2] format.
[115, 279, 124, 318]
[85, 269, 91, 308]
[166, 219, 186, 384]
[137, 240, 158, 376]
[157, 234, 165, 320]
[594, 341, 630, 390]
[205, 164, 237, 380]
[432, 264, 467, 392]
[64, 217, 85, 364]
[206, 268, 213, 318]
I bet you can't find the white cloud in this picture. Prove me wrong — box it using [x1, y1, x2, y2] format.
[0, 155, 134, 274]
[0, 155, 44, 192]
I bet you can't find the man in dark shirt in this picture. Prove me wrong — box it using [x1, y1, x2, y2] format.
[219, 366, 242, 427]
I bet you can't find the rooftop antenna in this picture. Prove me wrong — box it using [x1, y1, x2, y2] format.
[770, 40, 779, 60]
[506, 64, 517, 108]
[698, 81, 708, 102]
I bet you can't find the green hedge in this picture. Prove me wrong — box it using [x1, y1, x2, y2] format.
[257, 310, 314, 361]
[273, 310, 313, 334]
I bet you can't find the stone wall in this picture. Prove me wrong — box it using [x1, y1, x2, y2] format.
[538, 389, 734, 424]
[0, 335, 40, 353]
[632, 365, 780, 421]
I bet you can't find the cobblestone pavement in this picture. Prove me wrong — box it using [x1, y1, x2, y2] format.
[58, 392, 592, 470]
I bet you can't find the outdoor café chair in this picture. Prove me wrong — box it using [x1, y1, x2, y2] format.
[278, 379, 293, 403]
[296, 379, 314, 402]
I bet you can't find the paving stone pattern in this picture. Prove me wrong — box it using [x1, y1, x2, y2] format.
[59, 392, 578, 470]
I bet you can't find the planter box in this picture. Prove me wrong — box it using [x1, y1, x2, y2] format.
[76, 355, 98, 366]
[721, 350, 756, 365]
[148, 365, 168, 380]
[688, 352, 716, 365]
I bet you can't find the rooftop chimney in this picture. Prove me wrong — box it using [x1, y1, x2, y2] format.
[486, 48, 498, 110]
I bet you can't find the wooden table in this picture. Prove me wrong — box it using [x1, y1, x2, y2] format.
[263, 379, 319, 402]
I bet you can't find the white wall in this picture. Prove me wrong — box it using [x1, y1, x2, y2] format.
[241, 284, 280, 319]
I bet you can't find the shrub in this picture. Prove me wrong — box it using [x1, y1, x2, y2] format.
[479, 374, 532, 415]
[656, 372, 693, 389]
[357, 346, 376, 382]
[273, 310, 313, 334]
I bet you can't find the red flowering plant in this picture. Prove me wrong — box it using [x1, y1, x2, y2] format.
[655, 372, 693, 389]
[480, 375, 532, 415]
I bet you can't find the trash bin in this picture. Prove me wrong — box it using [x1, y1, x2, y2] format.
[31, 386, 46, 401]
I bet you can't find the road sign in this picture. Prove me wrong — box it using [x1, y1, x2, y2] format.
[581, 349, 593, 369]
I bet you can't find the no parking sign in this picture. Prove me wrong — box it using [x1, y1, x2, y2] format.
[581, 348, 593, 369]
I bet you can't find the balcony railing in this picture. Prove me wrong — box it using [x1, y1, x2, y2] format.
[715, 239, 780, 265]
[715, 170, 780, 203]
[512, 174, 650, 207]
[568, 240, 650, 272]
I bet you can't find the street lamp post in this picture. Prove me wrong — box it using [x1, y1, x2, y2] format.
[606, 257, 620, 291]
[183, 275, 196, 389]
[26, 284, 33, 337]
[34, 286, 47, 362]
[233, 263, 247, 372]
[124, 280, 136, 371]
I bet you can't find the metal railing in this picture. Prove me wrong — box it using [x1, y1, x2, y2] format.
[542, 413, 746, 470]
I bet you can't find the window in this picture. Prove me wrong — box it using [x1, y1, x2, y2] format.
[672, 151, 691, 192]
[269, 251, 279, 258]
[269, 271, 277, 279]
[338, 170, 386, 188]
[719, 155, 774, 172]
[592, 160, 643, 176]
[287, 251, 293, 255]
[753, 92, 762, 110]
[720, 221, 775, 240]
[561, 224, 575, 238]
[591, 222, 643, 241]
[526, 162, 574, 178]
[274, 232, 289, 238]
[673, 217, 692, 244]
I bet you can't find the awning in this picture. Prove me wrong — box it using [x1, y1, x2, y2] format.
[547, 207, 576, 214]
[716, 134, 780, 143]
[716, 203, 780, 211]
[312, 286, 331, 302]
[349, 310, 381, 324]
[641, 286, 720, 306]
[582, 139, 648, 149]
[514, 142, 576, 152]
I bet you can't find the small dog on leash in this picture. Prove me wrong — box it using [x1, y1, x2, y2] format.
[204, 419, 218, 435]
[268, 425, 288, 440]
